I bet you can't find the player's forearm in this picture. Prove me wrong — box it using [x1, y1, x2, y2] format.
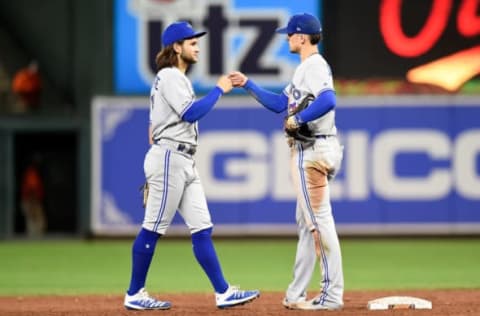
[296, 89, 336, 124]
[181, 86, 223, 123]
[243, 79, 287, 113]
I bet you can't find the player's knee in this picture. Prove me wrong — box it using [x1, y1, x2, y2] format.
[191, 227, 213, 241]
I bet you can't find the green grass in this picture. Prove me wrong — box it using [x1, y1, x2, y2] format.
[0, 238, 479, 295]
[342, 239, 480, 290]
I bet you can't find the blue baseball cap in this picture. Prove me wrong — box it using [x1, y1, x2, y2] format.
[162, 21, 207, 46]
[276, 13, 322, 35]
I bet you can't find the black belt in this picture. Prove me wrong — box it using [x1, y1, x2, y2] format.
[315, 135, 334, 139]
[154, 139, 197, 155]
[177, 143, 196, 155]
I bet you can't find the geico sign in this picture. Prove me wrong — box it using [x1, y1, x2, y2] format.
[196, 129, 480, 201]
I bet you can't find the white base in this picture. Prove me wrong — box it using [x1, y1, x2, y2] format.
[367, 296, 432, 310]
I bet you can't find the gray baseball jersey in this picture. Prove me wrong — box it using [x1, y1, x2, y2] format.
[143, 66, 212, 235]
[150, 67, 198, 146]
[284, 54, 344, 307]
[285, 54, 337, 136]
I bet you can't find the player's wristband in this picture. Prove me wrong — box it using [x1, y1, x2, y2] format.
[214, 85, 225, 95]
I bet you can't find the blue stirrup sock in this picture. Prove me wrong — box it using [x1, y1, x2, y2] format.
[127, 228, 161, 295]
[191, 227, 229, 294]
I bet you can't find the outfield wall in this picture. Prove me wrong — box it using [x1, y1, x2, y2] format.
[91, 96, 480, 236]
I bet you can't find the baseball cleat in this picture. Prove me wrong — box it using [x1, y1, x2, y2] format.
[124, 288, 171, 310]
[293, 295, 343, 310]
[282, 292, 307, 309]
[215, 285, 260, 308]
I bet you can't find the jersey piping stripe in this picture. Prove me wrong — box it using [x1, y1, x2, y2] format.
[179, 100, 194, 118]
[297, 145, 330, 305]
[153, 150, 171, 232]
[318, 237, 330, 305]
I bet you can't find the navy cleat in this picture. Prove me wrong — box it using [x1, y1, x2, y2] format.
[215, 285, 260, 308]
[124, 288, 171, 310]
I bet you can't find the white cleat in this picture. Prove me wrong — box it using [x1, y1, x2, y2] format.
[124, 288, 171, 310]
[294, 295, 344, 310]
[215, 285, 260, 308]
[282, 292, 307, 309]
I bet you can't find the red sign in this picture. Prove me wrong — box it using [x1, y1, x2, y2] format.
[379, 0, 480, 91]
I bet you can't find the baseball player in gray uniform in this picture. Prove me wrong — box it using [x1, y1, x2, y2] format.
[124, 21, 260, 310]
[229, 13, 344, 310]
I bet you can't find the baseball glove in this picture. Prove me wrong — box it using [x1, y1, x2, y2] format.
[139, 182, 149, 208]
[284, 94, 315, 142]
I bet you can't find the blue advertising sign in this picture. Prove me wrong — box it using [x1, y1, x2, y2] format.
[91, 96, 480, 236]
[114, 0, 321, 94]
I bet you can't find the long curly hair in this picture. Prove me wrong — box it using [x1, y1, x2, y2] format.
[155, 43, 182, 71]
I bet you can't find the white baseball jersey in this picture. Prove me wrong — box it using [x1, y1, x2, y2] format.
[284, 53, 337, 136]
[150, 67, 198, 146]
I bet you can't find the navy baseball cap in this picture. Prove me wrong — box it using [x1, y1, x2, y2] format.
[162, 21, 207, 46]
[276, 13, 322, 35]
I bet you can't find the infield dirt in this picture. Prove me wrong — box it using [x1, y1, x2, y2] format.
[1, 289, 479, 315]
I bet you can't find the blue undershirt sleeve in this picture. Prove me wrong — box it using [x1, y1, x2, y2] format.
[244, 79, 288, 113]
[181, 86, 224, 123]
[296, 89, 336, 124]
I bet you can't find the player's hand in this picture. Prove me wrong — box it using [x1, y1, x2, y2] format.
[229, 71, 248, 87]
[217, 75, 233, 93]
[284, 115, 300, 132]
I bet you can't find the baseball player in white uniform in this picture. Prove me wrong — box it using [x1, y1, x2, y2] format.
[229, 13, 344, 310]
[124, 21, 260, 310]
